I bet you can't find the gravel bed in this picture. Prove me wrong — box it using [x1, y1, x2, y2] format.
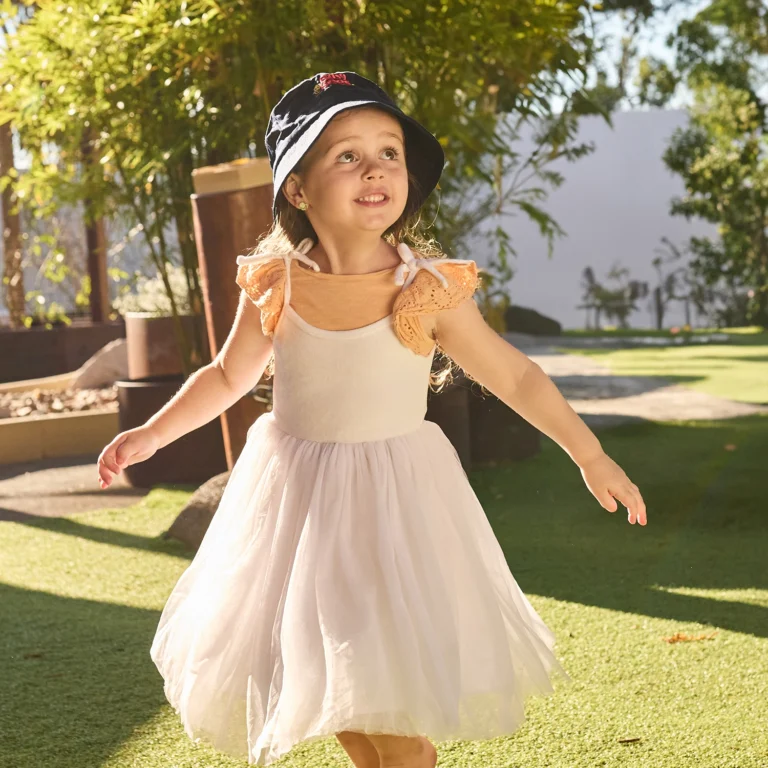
[0, 386, 118, 419]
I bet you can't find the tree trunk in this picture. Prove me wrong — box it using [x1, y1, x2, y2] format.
[653, 286, 663, 330]
[0, 120, 24, 327]
[80, 127, 110, 322]
[84, 217, 109, 322]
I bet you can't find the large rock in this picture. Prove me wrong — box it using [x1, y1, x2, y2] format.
[165, 471, 231, 550]
[73, 338, 129, 388]
[504, 305, 562, 336]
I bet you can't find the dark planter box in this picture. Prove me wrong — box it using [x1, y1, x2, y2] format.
[426, 382, 472, 471]
[116, 375, 228, 487]
[0, 320, 125, 383]
[467, 385, 541, 464]
[124, 312, 205, 380]
[427, 372, 540, 469]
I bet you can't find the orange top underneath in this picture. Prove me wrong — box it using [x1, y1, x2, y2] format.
[236, 255, 480, 356]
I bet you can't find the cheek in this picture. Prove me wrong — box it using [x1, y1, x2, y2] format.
[395, 167, 410, 196]
[317, 169, 355, 195]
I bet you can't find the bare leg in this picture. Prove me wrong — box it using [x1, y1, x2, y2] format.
[366, 734, 437, 768]
[336, 730, 381, 768]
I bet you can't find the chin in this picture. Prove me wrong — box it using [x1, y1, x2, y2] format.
[354, 205, 403, 229]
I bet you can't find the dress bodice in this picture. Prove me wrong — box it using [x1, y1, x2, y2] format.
[272, 302, 437, 443]
[235, 238, 477, 442]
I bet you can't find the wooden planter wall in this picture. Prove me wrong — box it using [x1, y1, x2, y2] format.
[0, 321, 125, 383]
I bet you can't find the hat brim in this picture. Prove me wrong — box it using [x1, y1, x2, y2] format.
[271, 100, 444, 219]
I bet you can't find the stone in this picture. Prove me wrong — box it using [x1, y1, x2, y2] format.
[165, 471, 231, 550]
[72, 338, 129, 389]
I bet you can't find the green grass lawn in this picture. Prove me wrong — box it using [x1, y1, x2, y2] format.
[563, 325, 767, 343]
[2, 414, 767, 767]
[560, 334, 768, 404]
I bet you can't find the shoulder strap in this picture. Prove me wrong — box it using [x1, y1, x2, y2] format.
[394, 242, 475, 291]
[236, 238, 319, 307]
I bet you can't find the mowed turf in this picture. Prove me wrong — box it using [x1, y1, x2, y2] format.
[561, 327, 768, 404]
[1, 415, 767, 767]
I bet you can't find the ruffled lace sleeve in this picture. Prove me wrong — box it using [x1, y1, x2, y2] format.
[235, 258, 287, 338]
[392, 260, 479, 356]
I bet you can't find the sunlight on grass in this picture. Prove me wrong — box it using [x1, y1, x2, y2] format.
[0, 489, 192, 609]
[651, 586, 768, 609]
[566, 342, 768, 403]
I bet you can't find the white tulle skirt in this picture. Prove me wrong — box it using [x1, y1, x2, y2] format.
[150, 412, 569, 765]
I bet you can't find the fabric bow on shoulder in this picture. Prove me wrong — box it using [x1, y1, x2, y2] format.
[236, 237, 321, 271]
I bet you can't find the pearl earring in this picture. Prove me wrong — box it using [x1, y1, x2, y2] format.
[298, 201, 308, 211]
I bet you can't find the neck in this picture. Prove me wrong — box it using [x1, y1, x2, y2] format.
[308, 230, 403, 275]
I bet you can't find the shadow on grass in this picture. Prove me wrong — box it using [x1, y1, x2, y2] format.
[549, 373, 704, 399]
[677, 354, 768, 364]
[472, 414, 768, 640]
[0, 510, 184, 552]
[1, 582, 171, 768]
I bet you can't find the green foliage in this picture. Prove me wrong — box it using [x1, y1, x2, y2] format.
[635, 56, 679, 107]
[23, 292, 72, 328]
[0, 0, 600, 362]
[624, 0, 768, 326]
[578, 263, 649, 329]
[663, 80, 768, 324]
[112, 264, 193, 316]
[476, 226, 515, 332]
[649, 236, 717, 329]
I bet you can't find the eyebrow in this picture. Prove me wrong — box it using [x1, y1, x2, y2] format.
[323, 131, 404, 156]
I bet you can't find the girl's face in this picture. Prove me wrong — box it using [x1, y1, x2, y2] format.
[283, 107, 409, 235]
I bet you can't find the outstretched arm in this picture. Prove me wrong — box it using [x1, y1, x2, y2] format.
[97, 291, 273, 488]
[434, 299, 647, 526]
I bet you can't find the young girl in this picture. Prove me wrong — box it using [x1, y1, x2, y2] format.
[98, 71, 647, 768]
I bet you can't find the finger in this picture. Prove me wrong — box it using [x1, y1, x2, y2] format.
[99, 449, 121, 476]
[112, 433, 139, 468]
[597, 489, 618, 513]
[634, 490, 648, 526]
[624, 486, 646, 526]
[97, 461, 113, 488]
[612, 486, 638, 523]
[115, 439, 138, 468]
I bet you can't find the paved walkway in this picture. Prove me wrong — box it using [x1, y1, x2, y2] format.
[2, 336, 765, 521]
[0, 454, 148, 522]
[505, 332, 768, 429]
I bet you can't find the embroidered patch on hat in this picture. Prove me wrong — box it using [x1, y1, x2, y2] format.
[313, 72, 353, 95]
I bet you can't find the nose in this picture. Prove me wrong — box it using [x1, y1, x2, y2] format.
[362, 157, 385, 180]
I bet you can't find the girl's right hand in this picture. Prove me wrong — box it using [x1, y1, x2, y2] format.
[97, 427, 161, 489]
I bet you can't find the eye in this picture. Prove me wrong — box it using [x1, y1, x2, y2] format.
[336, 146, 402, 163]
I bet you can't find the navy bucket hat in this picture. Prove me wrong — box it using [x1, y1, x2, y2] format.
[265, 71, 445, 219]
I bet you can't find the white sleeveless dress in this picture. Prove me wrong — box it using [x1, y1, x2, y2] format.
[149, 240, 569, 766]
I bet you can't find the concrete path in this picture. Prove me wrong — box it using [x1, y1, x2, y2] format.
[0, 454, 149, 522]
[504, 332, 768, 429]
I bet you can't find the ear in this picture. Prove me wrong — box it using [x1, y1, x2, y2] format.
[283, 173, 306, 209]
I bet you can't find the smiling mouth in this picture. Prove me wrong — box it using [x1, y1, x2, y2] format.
[355, 194, 389, 206]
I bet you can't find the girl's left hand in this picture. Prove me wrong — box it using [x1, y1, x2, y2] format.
[579, 452, 647, 525]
